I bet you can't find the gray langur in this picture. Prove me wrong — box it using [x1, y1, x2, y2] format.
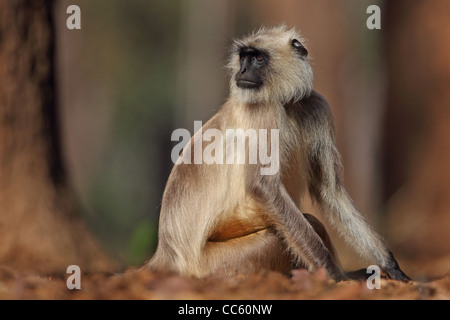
[146, 25, 409, 281]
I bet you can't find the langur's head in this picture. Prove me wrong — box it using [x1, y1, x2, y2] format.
[228, 25, 313, 105]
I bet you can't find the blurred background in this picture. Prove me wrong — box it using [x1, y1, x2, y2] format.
[2, 0, 448, 278]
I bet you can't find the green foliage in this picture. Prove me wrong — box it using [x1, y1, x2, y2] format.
[75, 0, 181, 266]
[127, 221, 158, 266]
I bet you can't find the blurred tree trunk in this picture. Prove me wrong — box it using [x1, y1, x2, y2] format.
[0, 0, 111, 273]
[383, 1, 450, 261]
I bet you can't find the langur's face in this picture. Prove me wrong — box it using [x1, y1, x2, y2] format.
[228, 25, 313, 105]
[235, 46, 269, 90]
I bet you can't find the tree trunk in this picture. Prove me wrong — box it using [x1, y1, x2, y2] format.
[383, 0, 450, 260]
[0, 0, 111, 273]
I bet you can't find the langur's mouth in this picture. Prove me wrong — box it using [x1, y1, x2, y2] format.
[236, 79, 263, 89]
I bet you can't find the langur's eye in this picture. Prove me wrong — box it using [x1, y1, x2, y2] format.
[256, 55, 264, 62]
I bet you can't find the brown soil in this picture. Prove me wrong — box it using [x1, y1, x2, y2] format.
[0, 263, 448, 300]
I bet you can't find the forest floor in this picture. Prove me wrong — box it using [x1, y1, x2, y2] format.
[0, 258, 449, 300]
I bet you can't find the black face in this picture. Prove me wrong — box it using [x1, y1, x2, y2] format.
[235, 47, 268, 90]
[291, 39, 308, 59]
